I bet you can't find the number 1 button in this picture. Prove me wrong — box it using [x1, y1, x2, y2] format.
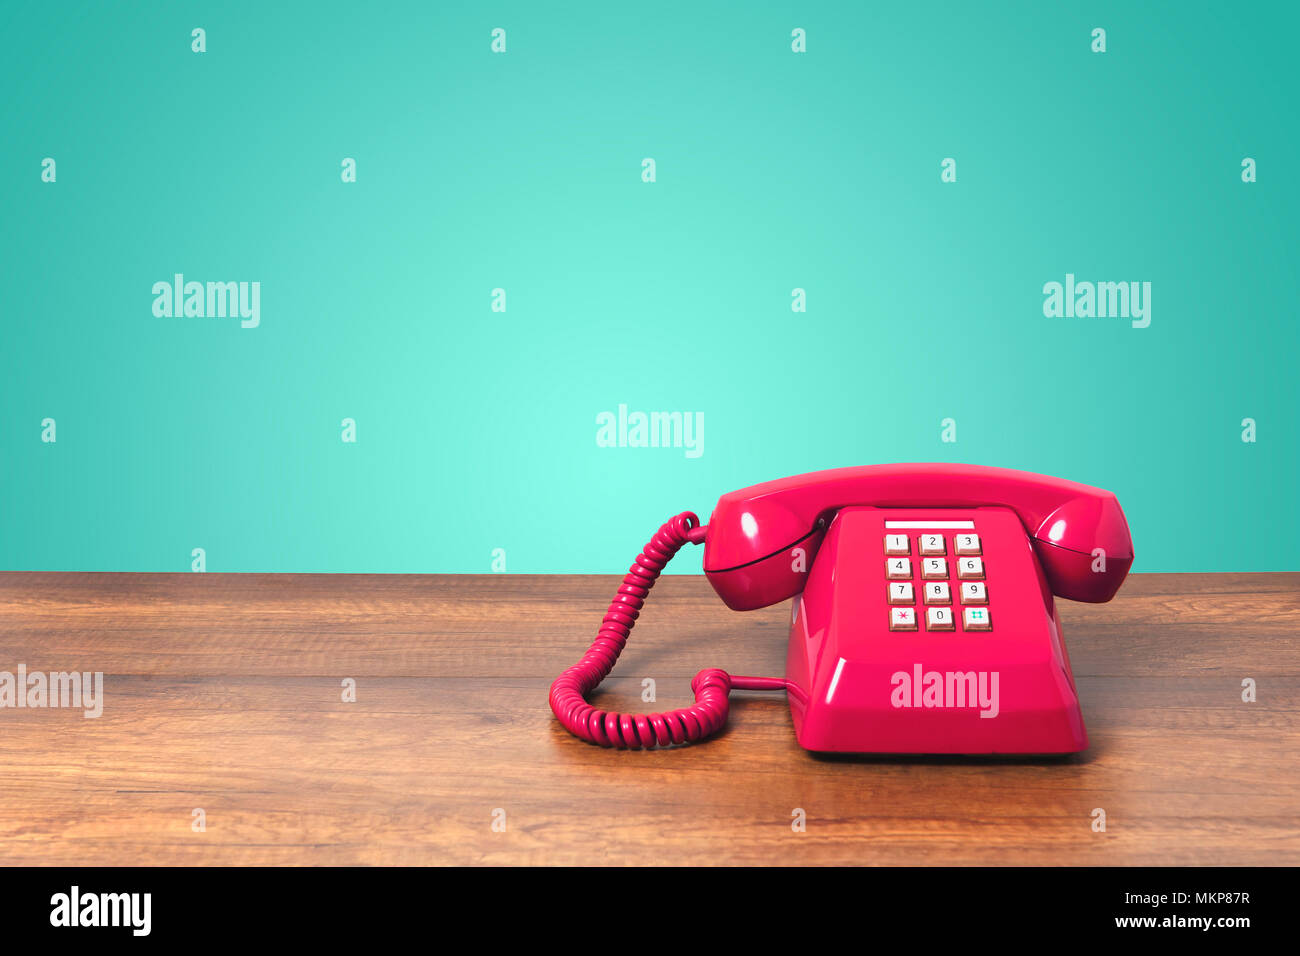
[884, 534, 910, 555]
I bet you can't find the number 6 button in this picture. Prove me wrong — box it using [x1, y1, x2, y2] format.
[957, 556, 984, 579]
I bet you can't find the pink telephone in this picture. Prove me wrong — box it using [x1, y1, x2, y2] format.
[550, 463, 1133, 754]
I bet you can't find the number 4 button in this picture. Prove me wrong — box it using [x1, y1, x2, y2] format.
[887, 558, 913, 579]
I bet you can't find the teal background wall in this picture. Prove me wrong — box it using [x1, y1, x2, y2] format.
[2, 1, 1296, 574]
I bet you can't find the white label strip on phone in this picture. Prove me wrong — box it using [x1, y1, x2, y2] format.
[884, 520, 976, 529]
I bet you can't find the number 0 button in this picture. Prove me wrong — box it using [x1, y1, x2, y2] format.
[925, 607, 954, 631]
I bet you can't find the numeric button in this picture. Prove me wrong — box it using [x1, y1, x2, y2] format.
[959, 582, 987, 604]
[957, 556, 984, 579]
[955, 533, 981, 555]
[884, 534, 910, 555]
[923, 582, 950, 605]
[888, 582, 914, 605]
[886, 558, 913, 579]
[919, 534, 946, 555]
[925, 607, 955, 631]
[921, 557, 948, 579]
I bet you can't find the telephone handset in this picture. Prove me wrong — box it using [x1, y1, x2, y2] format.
[550, 463, 1133, 754]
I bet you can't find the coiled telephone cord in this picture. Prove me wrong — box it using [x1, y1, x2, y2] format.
[548, 511, 789, 749]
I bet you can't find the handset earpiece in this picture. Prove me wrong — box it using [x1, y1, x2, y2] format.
[703, 521, 827, 611]
[1030, 493, 1133, 602]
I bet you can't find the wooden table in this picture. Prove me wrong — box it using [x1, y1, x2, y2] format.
[0, 571, 1295, 865]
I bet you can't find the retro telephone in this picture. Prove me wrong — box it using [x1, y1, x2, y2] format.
[550, 463, 1133, 754]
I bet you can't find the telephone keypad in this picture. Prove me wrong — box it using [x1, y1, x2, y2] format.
[921, 557, 948, 579]
[888, 582, 914, 604]
[882, 527, 992, 633]
[923, 582, 950, 605]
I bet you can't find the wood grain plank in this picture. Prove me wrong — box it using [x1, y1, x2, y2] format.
[0, 572, 1295, 865]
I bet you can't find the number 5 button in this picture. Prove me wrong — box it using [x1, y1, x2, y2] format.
[957, 556, 984, 579]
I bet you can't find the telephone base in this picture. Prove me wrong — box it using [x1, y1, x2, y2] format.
[783, 506, 1089, 755]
